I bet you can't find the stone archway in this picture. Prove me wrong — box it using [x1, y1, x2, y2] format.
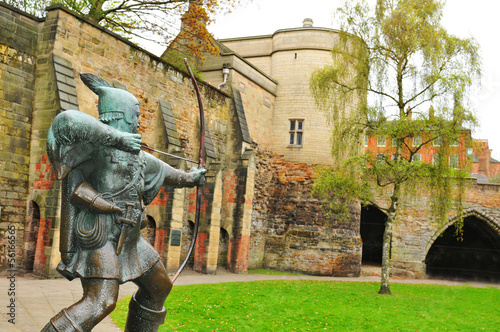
[140, 215, 156, 246]
[218, 227, 229, 268]
[181, 220, 195, 267]
[360, 205, 387, 264]
[23, 201, 40, 272]
[425, 210, 500, 282]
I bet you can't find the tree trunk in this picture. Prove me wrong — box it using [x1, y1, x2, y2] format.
[88, 0, 106, 23]
[378, 212, 394, 295]
[379, 181, 400, 295]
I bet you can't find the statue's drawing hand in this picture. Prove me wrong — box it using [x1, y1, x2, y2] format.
[118, 132, 142, 152]
[190, 167, 206, 187]
[61, 252, 74, 265]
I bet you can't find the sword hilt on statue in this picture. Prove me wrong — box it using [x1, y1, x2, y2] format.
[116, 203, 137, 255]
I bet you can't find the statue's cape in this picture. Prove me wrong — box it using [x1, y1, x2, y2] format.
[46, 112, 97, 180]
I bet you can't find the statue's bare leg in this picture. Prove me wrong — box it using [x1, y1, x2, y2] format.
[42, 278, 119, 332]
[124, 261, 172, 332]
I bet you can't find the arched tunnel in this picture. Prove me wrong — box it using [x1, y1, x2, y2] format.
[425, 216, 500, 282]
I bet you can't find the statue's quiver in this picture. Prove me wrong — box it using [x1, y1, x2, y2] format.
[70, 182, 123, 214]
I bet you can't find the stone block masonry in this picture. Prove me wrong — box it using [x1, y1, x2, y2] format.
[2, 2, 498, 280]
[251, 151, 362, 276]
[0, 3, 40, 271]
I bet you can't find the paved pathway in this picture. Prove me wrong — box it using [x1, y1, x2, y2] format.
[1, 269, 498, 332]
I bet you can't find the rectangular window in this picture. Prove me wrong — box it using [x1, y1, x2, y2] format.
[433, 154, 440, 165]
[449, 154, 459, 169]
[412, 154, 421, 162]
[377, 135, 386, 147]
[392, 137, 397, 147]
[365, 135, 369, 147]
[289, 120, 304, 147]
[433, 138, 442, 147]
[413, 135, 422, 147]
[450, 140, 459, 147]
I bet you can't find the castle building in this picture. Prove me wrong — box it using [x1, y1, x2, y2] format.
[1, 3, 499, 281]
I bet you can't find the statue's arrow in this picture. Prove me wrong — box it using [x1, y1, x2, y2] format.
[140, 143, 197, 164]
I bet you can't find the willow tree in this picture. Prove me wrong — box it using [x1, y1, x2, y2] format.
[310, 0, 480, 294]
[3, 0, 242, 60]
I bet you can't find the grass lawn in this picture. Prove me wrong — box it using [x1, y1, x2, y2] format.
[247, 269, 304, 276]
[111, 280, 499, 331]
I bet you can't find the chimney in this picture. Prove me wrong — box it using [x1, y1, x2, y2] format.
[303, 18, 313, 27]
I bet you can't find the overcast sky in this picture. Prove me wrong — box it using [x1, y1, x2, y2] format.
[205, 0, 500, 159]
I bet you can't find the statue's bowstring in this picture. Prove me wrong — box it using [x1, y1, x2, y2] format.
[171, 59, 206, 283]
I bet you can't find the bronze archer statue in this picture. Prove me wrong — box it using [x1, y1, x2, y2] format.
[42, 73, 205, 332]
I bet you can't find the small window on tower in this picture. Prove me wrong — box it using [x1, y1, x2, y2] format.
[289, 119, 304, 147]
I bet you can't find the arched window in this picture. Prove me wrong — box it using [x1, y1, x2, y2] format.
[140, 215, 156, 246]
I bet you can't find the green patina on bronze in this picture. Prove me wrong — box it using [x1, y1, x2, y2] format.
[42, 73, 205, 332]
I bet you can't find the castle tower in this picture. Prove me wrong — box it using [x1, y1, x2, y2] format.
[217, 20, 349, 165]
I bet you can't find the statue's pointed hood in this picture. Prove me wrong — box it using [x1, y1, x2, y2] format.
[80, 73, 139, 124]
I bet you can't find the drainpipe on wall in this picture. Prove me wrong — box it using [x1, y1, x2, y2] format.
[218, 64, 230, 90]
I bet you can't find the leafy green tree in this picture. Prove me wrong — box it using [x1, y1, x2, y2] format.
[310, 0, 480, 294]
[2, 0, 52, 16]
[2, 0, 242, 60]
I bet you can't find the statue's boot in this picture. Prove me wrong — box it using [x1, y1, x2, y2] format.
[124, 292, 167, 332]
[41, 309, 83, 332]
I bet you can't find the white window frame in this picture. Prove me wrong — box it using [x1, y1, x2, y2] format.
[449, 154, 459, 169]
[377, 135, 386, 147]
[433, 154, 440, 165]
[289, 119, 304, 147]
[412, 154, 422, 162]
[392, 137, 397, 147]
[413, 135, 422, 147]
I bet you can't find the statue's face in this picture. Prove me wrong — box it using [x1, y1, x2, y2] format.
[125, 103, 141, 134]
[98, 88, 141, 133]
[112, 102, 140, 133]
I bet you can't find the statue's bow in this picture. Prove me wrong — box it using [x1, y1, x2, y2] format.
[171, 59, 205, 283]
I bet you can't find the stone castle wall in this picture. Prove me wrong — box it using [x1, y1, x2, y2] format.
[371, 180, 500, 278]
[250, 151, 362, 276]
[0, 4, 269, 275]
[0, 3, 40, 270]
[2, 3, 497, 279]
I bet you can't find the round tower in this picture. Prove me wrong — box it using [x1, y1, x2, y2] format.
[269, 21, 340, 165]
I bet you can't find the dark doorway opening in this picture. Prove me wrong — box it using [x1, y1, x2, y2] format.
[218, 228, 229, 268]
[360, 205, 387, 264]
[23, 201, 40, 272]
[140, 215, 156, 246]
[182, 220, 195, 267]
[426, 216, 500, 282]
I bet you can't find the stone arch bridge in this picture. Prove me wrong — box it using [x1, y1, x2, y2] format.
[363, 181, 500, 281]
